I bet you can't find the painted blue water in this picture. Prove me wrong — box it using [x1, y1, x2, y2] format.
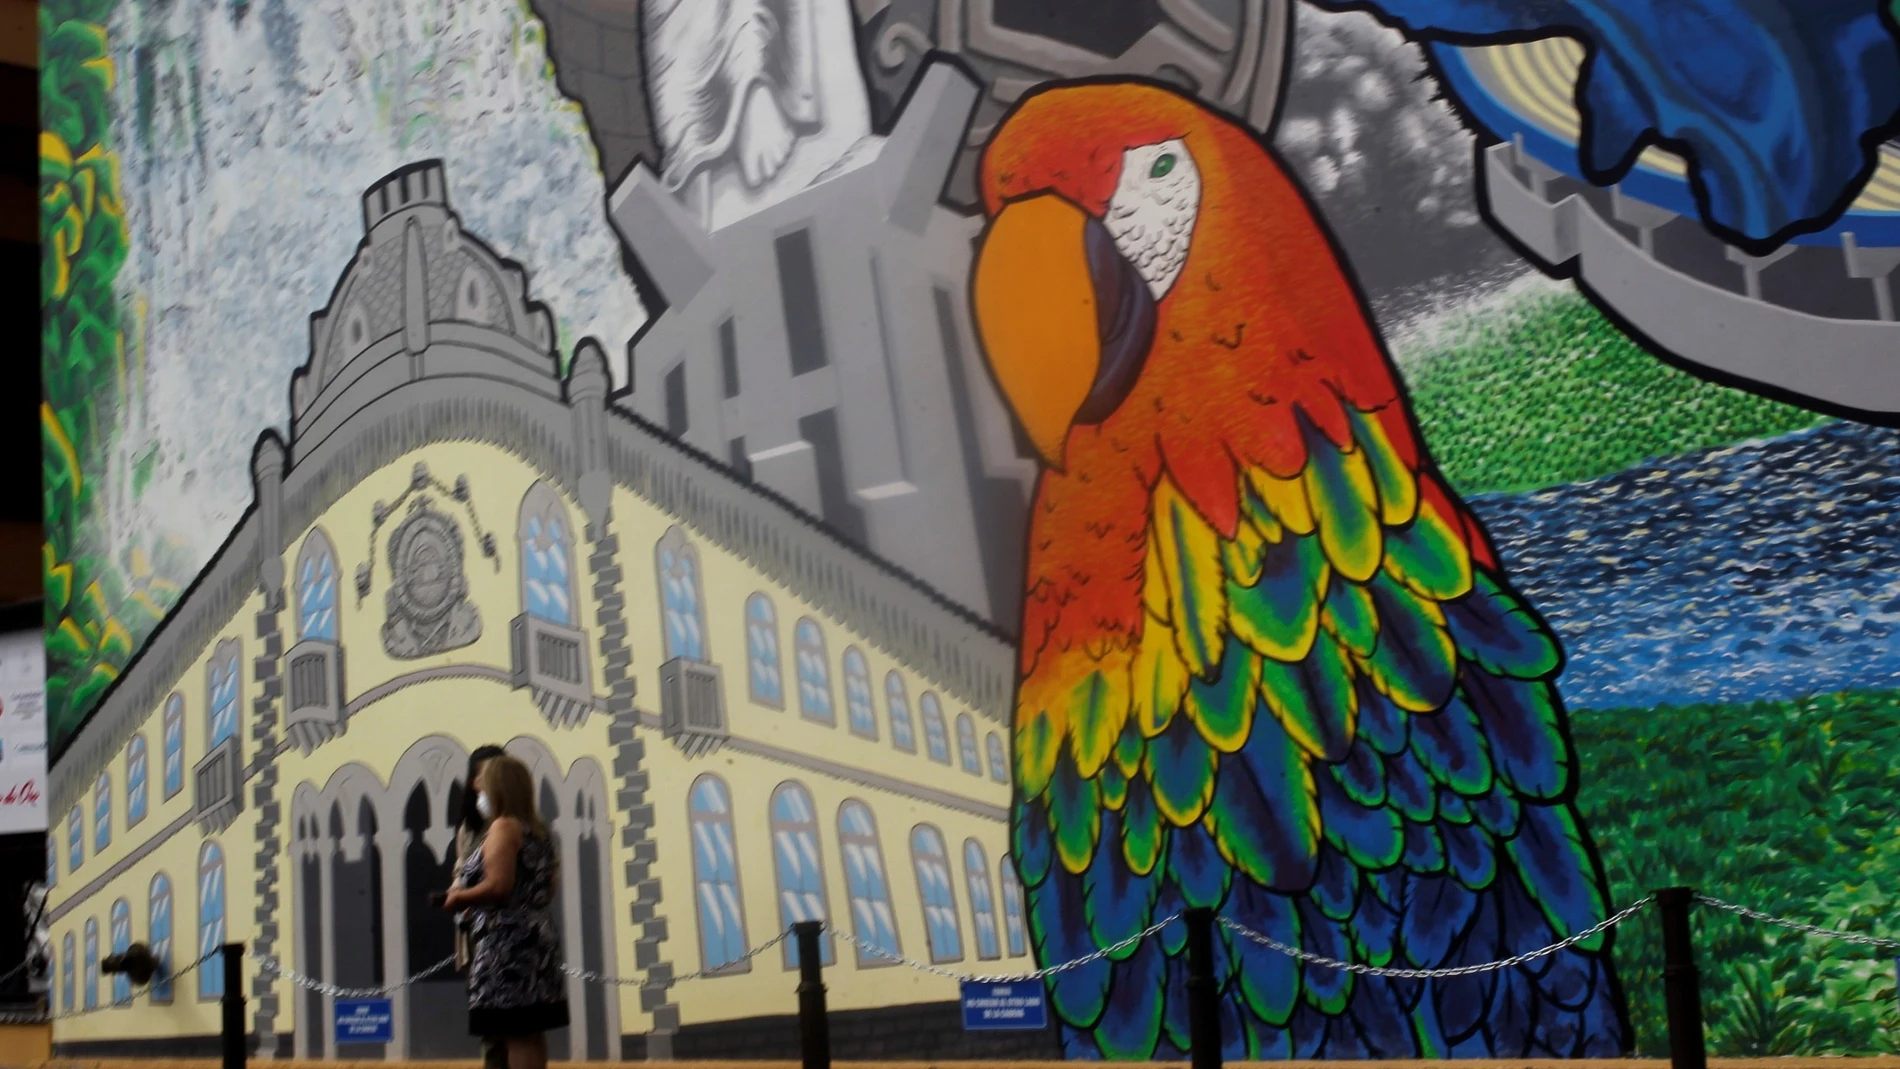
[1469, 420, 1900, 711]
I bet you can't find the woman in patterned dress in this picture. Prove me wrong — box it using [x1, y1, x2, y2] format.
[453, 745, 509, 1069]
[442, 754, 570, 1069]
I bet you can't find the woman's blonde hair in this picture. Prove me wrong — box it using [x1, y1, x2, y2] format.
[479, 754, 550, 844]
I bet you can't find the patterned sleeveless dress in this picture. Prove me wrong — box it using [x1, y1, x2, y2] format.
[460, 828, 571, 1037]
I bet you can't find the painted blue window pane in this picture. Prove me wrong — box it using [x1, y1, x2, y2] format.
[47, 832, 57, 888]
[794, 619, 833, 724]
[61, 933, 73, 1013]
[127, 736, 149, 827]
[199, 843, 226, 999]
[660, 544, 706, 661]
[297, 543, 339, 640]
[747, 594, 783, 706]
[93, 774, 111, 853]
[1001, 860, 1028, 957]
[842, 648, 875, 738]
[986, 733, 1008, 783]
[83, 919, 98, 1010]
[690, 778, 749, 971]
[910, 826, 963, 962]
[920, 694, 949, 765]
[209, 654, 240, 749]
[964, 841, 1001, 960]
[67, 807, 82, 871]
[151, 874, 175, 1003]
[885, 674, 915, 753]
[111, 900, 132, 1005]
[524, 513, 573, 626]
[956, 715, 981, 775]
[837, 802, 900, 964]
[771, 785, 835, 968]
[163, 698, 184, 799]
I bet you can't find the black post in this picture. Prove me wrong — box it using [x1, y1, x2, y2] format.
[1655, 887, 1706, 1069]
[220, 942, 246, 1069]
[1184, 908, 1222, 1069]
[793, 922, 830, 1069]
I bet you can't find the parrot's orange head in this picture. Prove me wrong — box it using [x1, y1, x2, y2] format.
[972, 81, 1243, 470]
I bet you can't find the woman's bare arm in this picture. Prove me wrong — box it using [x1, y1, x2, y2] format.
[444, 818, 521, 908]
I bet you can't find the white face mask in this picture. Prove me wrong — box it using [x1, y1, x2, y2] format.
[475, 792, 494, 821]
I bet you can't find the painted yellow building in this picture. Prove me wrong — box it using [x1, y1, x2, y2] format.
[43, 162, 1039, 1061]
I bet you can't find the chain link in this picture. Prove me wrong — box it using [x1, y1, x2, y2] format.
[0, 957, 32, 986]
[1220, 897, 1654, 980]
[1695, 894, 1900, 951]
[259, 954, 456, 999]
[824, 914, 1182, 984]
[0, 948, 221, 1025]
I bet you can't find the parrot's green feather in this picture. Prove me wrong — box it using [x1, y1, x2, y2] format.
[1301, 413, 1383, 583]
[1229, 532, 1327, 662]
[1049, 751, 1102, 873]
[1347, 405, 1419, 526]
[1363, 571, 1458, 713]
[1322, 575, 1380, 658]
[1121, 773, 1165, 877]
[1069, 669, 1120, 777]
[1385, 502, 1472, 600]
[1257, 632, 1357, 761]
[1186, 634, 1255, 753]
[1154, 477, 1228, 677]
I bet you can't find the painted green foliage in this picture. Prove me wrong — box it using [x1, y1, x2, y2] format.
[41, 0, 183, 744]
[1575, 688, 1900, 1055]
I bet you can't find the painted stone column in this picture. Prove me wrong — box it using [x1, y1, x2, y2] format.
[249, 432, 290, 1056]
[569, 341, 678, 1057]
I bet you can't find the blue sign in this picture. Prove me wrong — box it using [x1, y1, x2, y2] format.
[334, 998, 394, 1044]
[960, 980, 1048, 1031]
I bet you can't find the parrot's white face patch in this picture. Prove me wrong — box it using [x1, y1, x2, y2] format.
[1105, 139, 1201, 301]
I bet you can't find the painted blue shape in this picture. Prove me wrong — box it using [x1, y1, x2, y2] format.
[961, 980, 1049, 1030]
[1319, 0, 1900, 246]
[335, 999, 395, 1044]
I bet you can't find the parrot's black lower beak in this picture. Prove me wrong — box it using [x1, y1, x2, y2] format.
[1074, 216, 1157, 425]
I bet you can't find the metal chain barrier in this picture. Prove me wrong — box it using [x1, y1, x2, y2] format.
[0, 957, 31, 987]
[258, 953, 457, 999]
[565, 928, 795, 987]
[0, 947, 220, 1025]
[824, 913, 1183, 984]
[1695, 893, 1900, 951]
[1220, 897, 1655, 980]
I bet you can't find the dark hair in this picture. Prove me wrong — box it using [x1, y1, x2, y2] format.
[461, 745, 507, 831]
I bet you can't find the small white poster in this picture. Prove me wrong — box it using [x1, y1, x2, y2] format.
[0, 628, 49, 834]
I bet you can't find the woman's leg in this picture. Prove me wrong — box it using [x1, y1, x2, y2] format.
[505, 1031, 548, 1069]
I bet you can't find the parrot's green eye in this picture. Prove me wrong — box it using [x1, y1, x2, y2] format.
[1150, 153, 1176, 179]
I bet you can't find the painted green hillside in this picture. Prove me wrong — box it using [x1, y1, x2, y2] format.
[1573, 688, 1900, 1056]
[1398, 285, 1829, 497]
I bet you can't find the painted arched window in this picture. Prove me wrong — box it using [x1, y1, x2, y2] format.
[198, 841, 226, 999]
[964, 840, 1001, 960]
[150, 872, 175, 1004]
[657, 528, 708, 662]
[93, 773, 111, 852]
[769, 782, 834, 968]
[910, 825, 963, 963]
[162, 694, 185, 798]
[837, 801, 900, 966]
[83, 917, 98, 1010]
[885, 673, 916, 753]
[60, 932, 73, 1012]
[920, 693, 950, 765]
[66, 806, 81, 871]
[794, 618, 834, 725]
[46, 832, 56, 888]
[986, 733, 1008, 784]
[207, 640, 241, 751]
[842, 648, 876, 739]
[956, 714, 981, 776]
[746, 593, 784, 708]
[110, 899, 132, 1005]
[689, 775, 749, 973]
[519, 483, 576, 626]
[1001, 857, 1028, 958]
[126, 735, 149, 827]
[295, 527, 340, 640]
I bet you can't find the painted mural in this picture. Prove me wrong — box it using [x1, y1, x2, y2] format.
[39, 0, 1900, 1060]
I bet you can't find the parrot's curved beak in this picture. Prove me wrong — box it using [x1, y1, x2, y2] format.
[972, 194, 1157, 471]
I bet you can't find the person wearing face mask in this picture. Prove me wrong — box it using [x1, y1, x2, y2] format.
[442, 753, 569, 1069]
[452, 745, 508, 1069]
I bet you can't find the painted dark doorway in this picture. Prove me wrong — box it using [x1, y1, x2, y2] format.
[576, 790, 608, 1059]
[298, 815, 324, 1058]
[537, 778, 571, 1061]
[405, 784, 473, 1058]
[332, 798, 385, 1060]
